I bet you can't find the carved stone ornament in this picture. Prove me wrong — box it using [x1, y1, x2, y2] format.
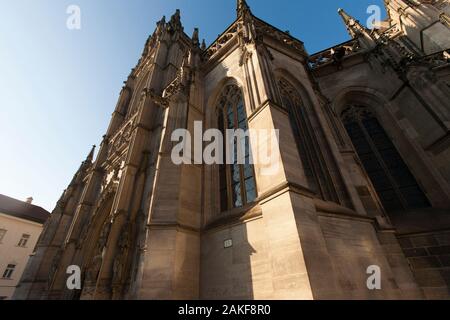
[309, 39, 362, 68]
[108, 120, 134, 159]
[205, 25, 238, 59]
[112, 223, 131, 285]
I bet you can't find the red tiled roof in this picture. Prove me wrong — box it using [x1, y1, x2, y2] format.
[0, 194, 50, 224]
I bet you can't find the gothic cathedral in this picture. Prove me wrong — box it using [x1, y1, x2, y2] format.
[15, 0, 450, 300]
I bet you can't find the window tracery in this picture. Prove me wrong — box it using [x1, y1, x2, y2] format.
[217, 84, 257, 212]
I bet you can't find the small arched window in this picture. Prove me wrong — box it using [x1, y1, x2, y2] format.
[217, 84, 257, 212]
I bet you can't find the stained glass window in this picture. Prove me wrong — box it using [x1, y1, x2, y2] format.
[217, 84, 257, 212]
[342, 105, 430, 212]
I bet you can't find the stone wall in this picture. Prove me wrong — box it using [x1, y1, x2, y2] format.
[398, 230, 450, 299]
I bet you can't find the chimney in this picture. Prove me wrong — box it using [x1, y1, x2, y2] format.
[26, 197, 33, 204]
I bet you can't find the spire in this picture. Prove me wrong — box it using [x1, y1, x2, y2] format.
[65, 144, 96, 191]
[201, 39, 206, 51]
[192, 28, 200, 47]
[338, 8, 367, 38]
[86, 145, 96, 163]
[338, 8, 379, 50]
[237, 0, 251, 17]
[155, 15, 166, 36]
[159, 15, 166, 25]
[168, 9, 183, 33]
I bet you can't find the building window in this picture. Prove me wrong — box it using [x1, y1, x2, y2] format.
[341, 105, 430, 213]
[17, 234, 30, 247]
[278, 79, 318, 192]
[2, 264, 16, 279]
[278, 78, 340, 203]
[217, 84, 257, 212]
[0, 229, 6, 243]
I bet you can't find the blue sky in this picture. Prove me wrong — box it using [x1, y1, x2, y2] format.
[0, 0, 385, 211]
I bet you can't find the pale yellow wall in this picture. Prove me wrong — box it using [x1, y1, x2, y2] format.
[0, 212, 43, 300]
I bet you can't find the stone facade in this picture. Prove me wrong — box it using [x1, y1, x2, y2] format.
[14, 0, 450, 300]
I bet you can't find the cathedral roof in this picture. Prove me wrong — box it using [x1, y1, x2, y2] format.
[0, 194, 50, 224]
[204, 7, 307, 61]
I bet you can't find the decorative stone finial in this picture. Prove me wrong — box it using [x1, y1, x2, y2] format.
[192, 28, 200, 47]
[168, 9, 183, 32]
[338, 8, 366, 38]
[237, 0, 251, 17]
[86, 145, 96, 163]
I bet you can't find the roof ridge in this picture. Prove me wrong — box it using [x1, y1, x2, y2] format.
[0, 194, 50, 224]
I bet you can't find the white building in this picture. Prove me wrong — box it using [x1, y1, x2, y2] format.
[0, 194, 49, 300]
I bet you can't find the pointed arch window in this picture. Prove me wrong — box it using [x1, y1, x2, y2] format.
[278, 80, 317, 192]
[280, 79, 337, 194]
[342, 105, 430, 212]
[217, 84, 257, 212]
